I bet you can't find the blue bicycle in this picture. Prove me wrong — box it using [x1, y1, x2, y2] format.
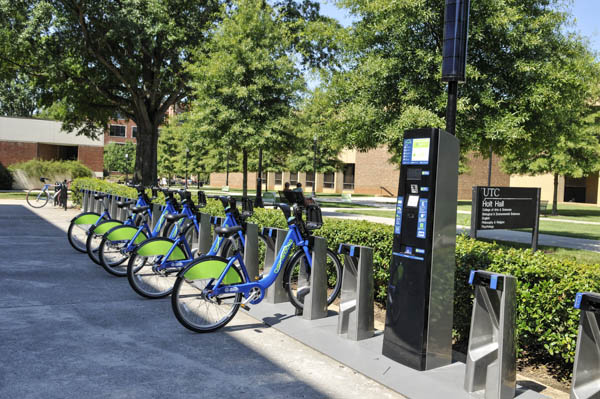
[126, 196, 268, 299]
[84, 185, 155, 264]
[67, 188, 141, 253]
[96, 188, 194, 276]
[170, 192, 342, 333]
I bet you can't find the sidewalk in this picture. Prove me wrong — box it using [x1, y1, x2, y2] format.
[0, 200, 402, 399]
[323, 209, 600, 252]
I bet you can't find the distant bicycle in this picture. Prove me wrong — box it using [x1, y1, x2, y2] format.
[26, 177, 69, 208]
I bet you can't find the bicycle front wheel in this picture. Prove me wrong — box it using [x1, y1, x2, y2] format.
[26, 189, 49, 208]
[171, 256, 243, 333]
[126, 238, 187, 298]
[283, 248, 343, 311]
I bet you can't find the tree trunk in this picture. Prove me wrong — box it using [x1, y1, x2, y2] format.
[242, 149, 248, 198]
[134, 121, 159, 186]
[552, 173, 559, 215]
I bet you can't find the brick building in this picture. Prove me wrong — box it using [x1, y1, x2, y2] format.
[0, 116, 104, 176]
[209, 146, 511, 200]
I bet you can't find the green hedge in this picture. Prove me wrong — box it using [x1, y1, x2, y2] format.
[9, 159, 92, 181]
[71, 177, 600, 372]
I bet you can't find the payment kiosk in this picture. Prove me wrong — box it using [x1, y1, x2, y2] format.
[382, 128, 459, 371]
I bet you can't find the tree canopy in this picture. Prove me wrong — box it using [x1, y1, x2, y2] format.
[0, 0, 224, 184]
[188, 0, 306, 195]
[323, 0, 600, 168]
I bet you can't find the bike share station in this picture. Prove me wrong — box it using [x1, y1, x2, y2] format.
[75, 1, 598, 396]
[244, 0, 547, 396]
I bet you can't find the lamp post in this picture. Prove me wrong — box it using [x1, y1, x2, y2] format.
[255, 148, 263, 208]
[124, 153, 129, 184]
[185, 147, 190, 190]
[312, 134, 317, 198]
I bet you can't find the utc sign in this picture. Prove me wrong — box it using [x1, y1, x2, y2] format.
[471, 186, 541, 250]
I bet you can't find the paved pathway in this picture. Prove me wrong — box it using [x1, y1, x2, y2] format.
[0, 200, 402, 399]
[323, 209, 600, 253]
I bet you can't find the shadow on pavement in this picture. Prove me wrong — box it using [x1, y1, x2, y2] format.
[0, 204, 336, 398]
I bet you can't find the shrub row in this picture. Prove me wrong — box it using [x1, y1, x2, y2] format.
[71, 177, 600, 372]
[9, 159, 92, 181]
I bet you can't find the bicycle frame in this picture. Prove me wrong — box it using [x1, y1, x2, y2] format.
[152, 208, 244, 272]
[207, 222, 309, 305]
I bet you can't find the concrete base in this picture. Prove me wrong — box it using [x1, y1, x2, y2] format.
[248, 302, 548, 399]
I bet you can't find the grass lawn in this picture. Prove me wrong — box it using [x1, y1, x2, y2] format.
[0, 192, 27, 200]
[458, 200, 600, 223]
[336, 209, 600, 240]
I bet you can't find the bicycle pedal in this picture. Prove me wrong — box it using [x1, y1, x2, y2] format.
[240, 303, 251, 311]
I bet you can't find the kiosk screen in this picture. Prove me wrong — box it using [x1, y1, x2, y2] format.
[402, 138, 431, 165]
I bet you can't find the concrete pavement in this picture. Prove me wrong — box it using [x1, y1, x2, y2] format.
[0, 200, 402, 399]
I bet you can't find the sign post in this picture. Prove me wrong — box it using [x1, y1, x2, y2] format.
[471, 186, 541, 251]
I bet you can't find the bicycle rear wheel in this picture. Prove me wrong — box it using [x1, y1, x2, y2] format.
[67, 212, 103, 253]
[283, 248, 343, 311]
[86, 220, 123, 265]
[26, 189, 49, 208]
[171, 257, 243, 333]
[98, 235, 130, 277]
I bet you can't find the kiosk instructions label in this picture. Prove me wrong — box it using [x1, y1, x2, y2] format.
[474, 187, 540, 230]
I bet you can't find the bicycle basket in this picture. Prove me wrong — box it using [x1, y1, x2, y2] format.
[241, 197, 254, 219]
[305, 204, 323, 231]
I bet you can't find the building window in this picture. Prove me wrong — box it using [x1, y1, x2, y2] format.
[323, 172, 335, 189]
[109, 124, 126, 137]
[131, 126, 137, 138]
[275, 172, 282, 185]
[305, 171, 315, 187]
[343, 163, 355, 190]
[289, 172, 298, 186]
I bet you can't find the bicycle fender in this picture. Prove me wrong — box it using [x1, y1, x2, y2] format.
[134, 237, 186, 261]
[71, 212, 102, 225]
[91, 220, 123, 235]
[178, 255, 243, 284]
[105, 225, 148, 245]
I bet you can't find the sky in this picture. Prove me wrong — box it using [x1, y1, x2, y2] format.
[318, 0, 600, 55]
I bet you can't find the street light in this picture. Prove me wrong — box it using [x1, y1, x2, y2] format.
[312, 134, 317, 198]
[185, 147, 190, 190]
[255, 148, 263, 208]
[124, 153, 129, 184]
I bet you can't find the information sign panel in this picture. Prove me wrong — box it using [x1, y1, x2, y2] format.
[471, 186, 541, 250]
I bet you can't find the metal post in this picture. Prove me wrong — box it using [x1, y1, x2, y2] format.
[487, 145, 493, 186]
[83, 190, 90, 212]
[197, 213, 212, 255]
[337, 244, 374, 341]
[470, 186, 479, 239]
[185, 147, 189, 190]
[151, 203, 162, 229]
[263, 227, 288, 304]
[532, 188, 540, 252]
[255, 148, 264, 208]
[571, 292, 600, 399]
[303, 236, 328, 321]
[312, 135, 317, 198]
[243, 223, 259, 281]
[464, 270, 517, 399]
[445, 81, 458, 136]
[125, 153, 129, 184]
[110, 195, 118, 219]
[225, 150, 230, 186]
